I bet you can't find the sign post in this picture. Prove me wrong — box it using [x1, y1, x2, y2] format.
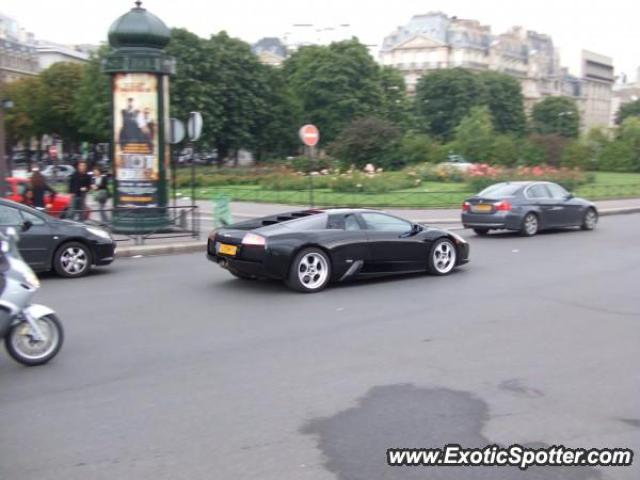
[299, 124, 320, 207]
[168, 117, 185, 208]
[187, 112, 203, 211]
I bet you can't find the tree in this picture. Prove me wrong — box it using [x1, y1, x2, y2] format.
[379, 66, 410, 127]
[37, 62, 85, 150]
[251, 65, 301, 161]
[528, 133, 570, 166]
[413, 69, 528, 140]
[414, 68, 486, 140]
[452, 106, 495, 163]
[397, 132, 443, 165]
[207, 32, 271, 162]
[478, 71, 526, 135]
[615, 98, 640, 125]
[327, 116, 401, 169]
[607, 117, 640, 172]
[74, 45, 111, 143]
[284, 39, 385, 144]
[166, 28, 225, 153]
[531, 96, 580, 138]
[4, 77, 42, 147]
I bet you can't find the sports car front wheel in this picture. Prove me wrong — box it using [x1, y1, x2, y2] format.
[287, 248, 332, 293]
[427, 238, 457, 275]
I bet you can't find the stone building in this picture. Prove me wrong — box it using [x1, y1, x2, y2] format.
[0, 13, 39, 83]
[611, 67, 640, 126]
[579, 51, 614, 131]
[36, 41, 92, 71]
[380, 12, 614, 130]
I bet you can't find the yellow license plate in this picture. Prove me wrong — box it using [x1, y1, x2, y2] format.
[218, 243, 238, 256]
[473, 204, 492, 213]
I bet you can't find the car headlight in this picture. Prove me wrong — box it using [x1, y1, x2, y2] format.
[25, 269, 40, 289]
[86, 226, 112, 240]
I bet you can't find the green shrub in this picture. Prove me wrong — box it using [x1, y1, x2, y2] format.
[330, 172, 416, 193]
[406, 163, 465, 183]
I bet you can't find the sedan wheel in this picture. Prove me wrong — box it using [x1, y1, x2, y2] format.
[427, 238, 457, 275]
[287, 248, 331, 293]
[54, 242, 92, 278]
[520, 213, 539, 237]
[581, 208, 598, 231]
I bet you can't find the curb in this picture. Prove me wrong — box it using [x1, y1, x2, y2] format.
[114, 206, 639, 258]
[599, 206, 640, 216]
[116, 242, 205, 258]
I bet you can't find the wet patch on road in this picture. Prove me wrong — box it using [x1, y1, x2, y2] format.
[302, 384, 601, 480]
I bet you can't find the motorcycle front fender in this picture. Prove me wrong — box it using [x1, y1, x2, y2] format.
[24, 304, 57, 320]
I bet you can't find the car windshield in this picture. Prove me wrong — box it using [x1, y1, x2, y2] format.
[478, 183, 523, 199]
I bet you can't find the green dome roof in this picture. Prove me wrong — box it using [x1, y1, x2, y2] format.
[108, 1, 170, 49]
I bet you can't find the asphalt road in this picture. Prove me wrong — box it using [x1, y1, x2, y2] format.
[1, 215, 639, 480]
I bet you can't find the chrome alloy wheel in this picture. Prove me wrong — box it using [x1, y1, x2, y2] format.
[60, 247, 88, 275]
[524, 214, 538, 236]
[584, 209, 598, 230]
[297, 252, 329, 290]
[432, 240, 456, 274]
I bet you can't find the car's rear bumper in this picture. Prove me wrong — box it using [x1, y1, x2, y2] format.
[207, 252, 275, 279]
[461, 212, 522, 230]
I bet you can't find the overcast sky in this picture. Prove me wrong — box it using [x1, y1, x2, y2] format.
[3, 0, 639, 79]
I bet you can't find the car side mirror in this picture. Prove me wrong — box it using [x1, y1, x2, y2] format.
[21, 220, 33, 232]
[565, 193, 574, 200]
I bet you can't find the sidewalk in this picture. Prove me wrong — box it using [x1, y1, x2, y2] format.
[114, 197, 640, 257]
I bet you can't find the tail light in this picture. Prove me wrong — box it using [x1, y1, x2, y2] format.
[494, 200, 512, 212]
[242, 233, 266, 246]
[462, 201, 471, 212]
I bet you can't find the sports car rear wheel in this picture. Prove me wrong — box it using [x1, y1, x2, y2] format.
[581, 208, 598, 231]
[427, 238, 457, 276]
[287, 248, 331, 293]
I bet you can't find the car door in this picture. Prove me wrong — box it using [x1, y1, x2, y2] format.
[0, 204, 39, 268]
[326, 213, 370, 278]
[545, 183, 582, 225]
[17, 209, 54, 269]
[524, 183, 558, 228]
[359, 212, 428, 273]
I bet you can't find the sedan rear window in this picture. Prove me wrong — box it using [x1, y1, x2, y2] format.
[478, 183, 523, 199]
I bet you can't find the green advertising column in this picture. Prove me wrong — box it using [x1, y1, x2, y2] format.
[103, 1, 175, 233]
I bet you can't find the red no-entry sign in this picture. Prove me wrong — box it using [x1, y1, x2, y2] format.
[299, 124, 320, 147]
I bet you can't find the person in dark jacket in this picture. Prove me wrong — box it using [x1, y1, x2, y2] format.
[30, 169, 56, 211]
[68, 162, 92, 221]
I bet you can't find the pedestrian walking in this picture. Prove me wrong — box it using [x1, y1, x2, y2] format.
[30, 168, 56, 212]
[92, 167, 110, 224]
[68, 162, 92, 221]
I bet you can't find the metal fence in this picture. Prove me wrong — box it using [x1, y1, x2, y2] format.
[208, 187, 474, 208]
[63, 205, 200, 245]
[207, 183, 640, 208]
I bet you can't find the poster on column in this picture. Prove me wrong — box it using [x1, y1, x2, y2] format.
[113, 73, 160, 207]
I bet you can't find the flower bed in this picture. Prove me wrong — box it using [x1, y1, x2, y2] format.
[465, 164, 595, 191]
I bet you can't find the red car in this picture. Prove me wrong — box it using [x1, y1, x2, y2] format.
[5, 177, 72, 218]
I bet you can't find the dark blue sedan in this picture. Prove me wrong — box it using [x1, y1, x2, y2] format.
[461, 181, 598, 236]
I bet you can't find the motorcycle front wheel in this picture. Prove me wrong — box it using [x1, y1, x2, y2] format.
[5, 314, 64, 366]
